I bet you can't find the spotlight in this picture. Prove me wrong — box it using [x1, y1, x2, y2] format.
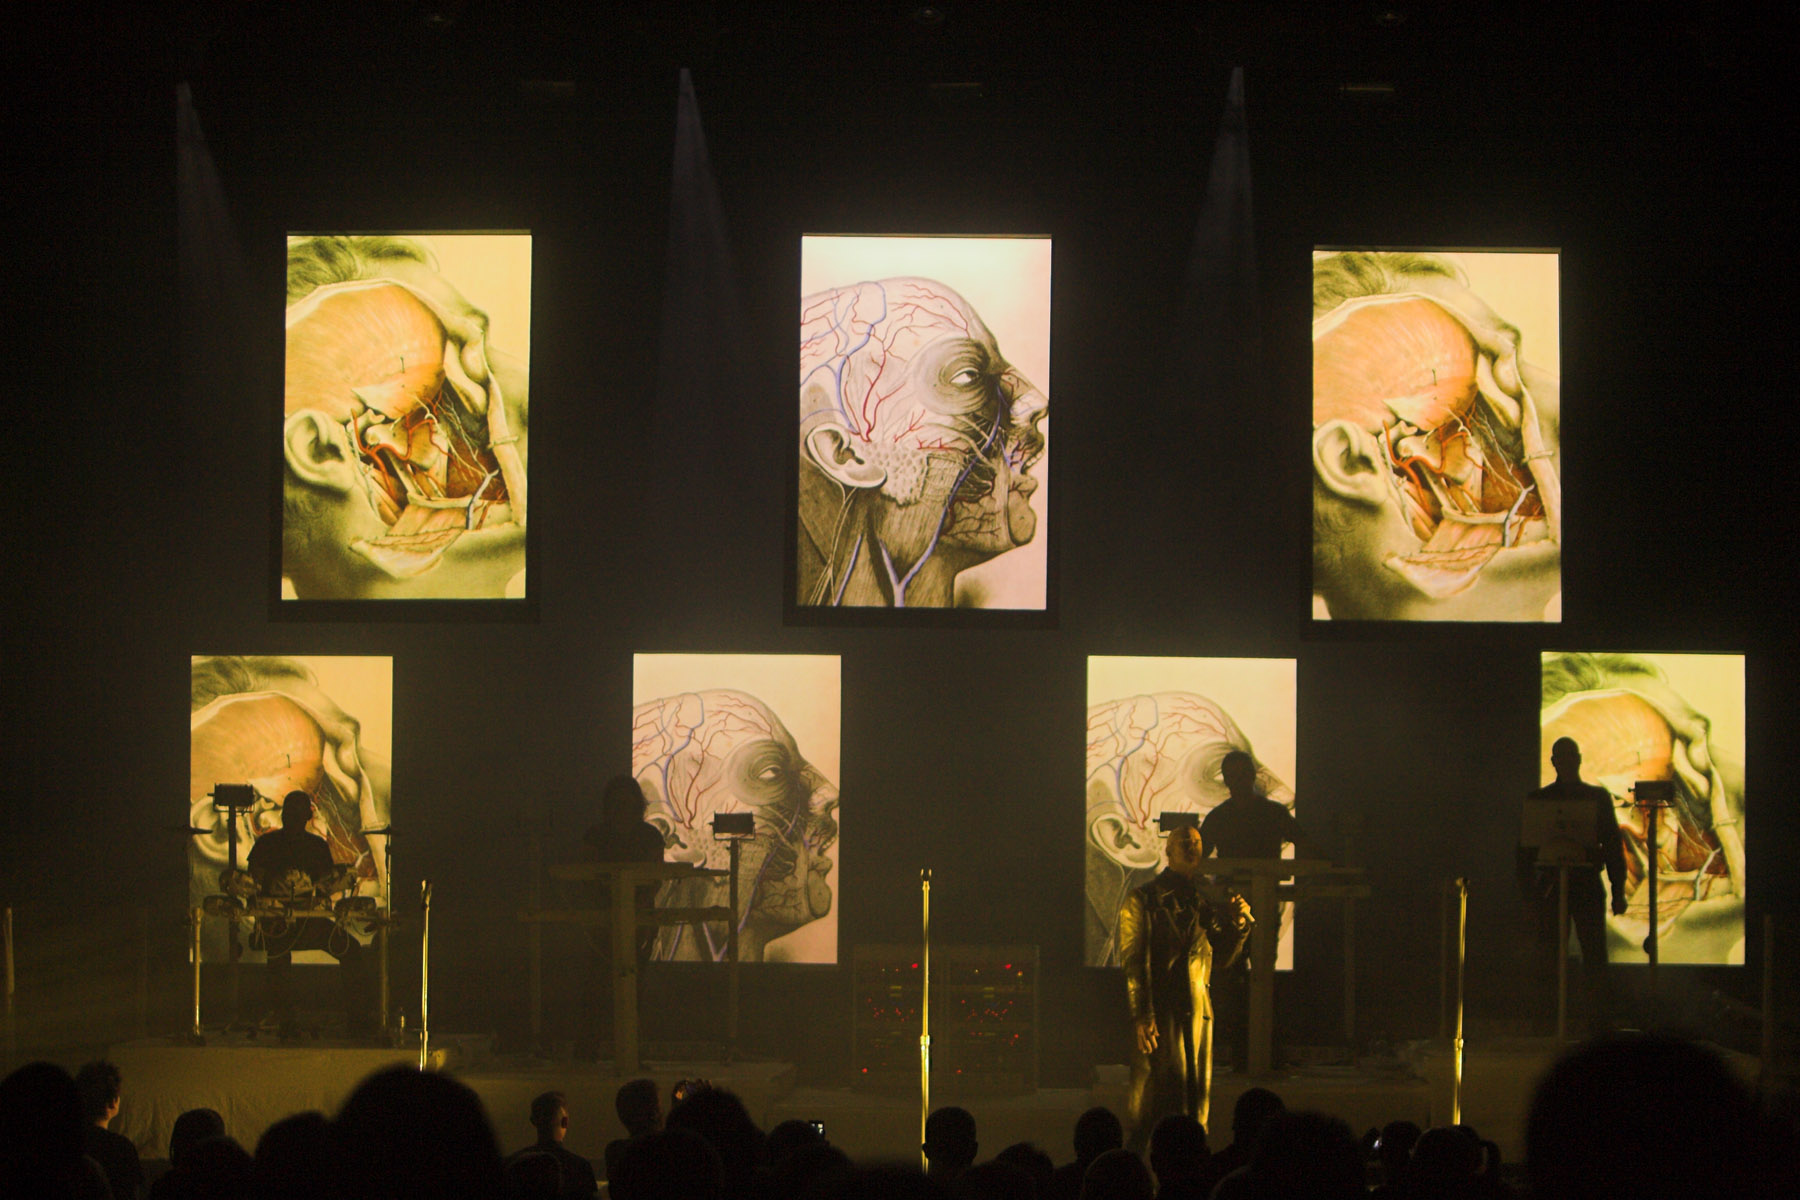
[909, 5, 948, 27]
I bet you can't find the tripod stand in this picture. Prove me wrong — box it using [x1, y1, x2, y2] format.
[207, 783, 260, 1034]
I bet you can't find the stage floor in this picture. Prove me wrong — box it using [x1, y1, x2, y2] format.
[106, 1034, 1757, 1173]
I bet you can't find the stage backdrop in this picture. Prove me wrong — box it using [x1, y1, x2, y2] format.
[1539, 652, 1745, 964]
[282, 233, 532, 601]
[632, 654, 841, 964]
[798, 235, 1051, 611]
[1312, 249, 1560, 623]
[189, 655, 393, 962]
[1086, 656, 1297, 969]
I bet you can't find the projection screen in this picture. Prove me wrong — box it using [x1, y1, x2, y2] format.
[1540, 652, 1745, 964]
[283, 233, 531, 601]
[1086, 656, 1298, 969]
[799, 235, 1051, 610]
[189, 655, 392, 962]
[633, 654, 841, 964]
[1312, 249, 1560, 622]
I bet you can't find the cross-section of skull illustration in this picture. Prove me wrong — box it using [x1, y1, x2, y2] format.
[189, 655, 389, 960]
[1085, 692, 1293, 967]
[283, 237, 528, 600]
[1312, 252, 1561, 621]
[633, 690, 839, 962]
[798, 277, 1046, 607]
[1541, 653, 1745, 964]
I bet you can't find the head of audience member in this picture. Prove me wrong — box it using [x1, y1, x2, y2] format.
[611, 1127, 724, 1200]
[1231, 1087, 1286, 1150]
[767, 1118, 829, 1164]
[954, 1159, 1035, 1200]
[176, 1134, 255, 1198]
[1081, 1147, 1155, 1200]
[1148, 1114, 1209, 1189]
[1375, 1119, 1421, 1185]
[334, 1065, 505, 1199]
[72, 1060, 123, 1129]
[1072, 1106, 1124, 1165]
[992, 1141, 1055, 1197]
[615, 1078, 662, 1139]
[528, 1090, 568, 1146]
[665, 1086, 766, 1191]
[1407, 1126, 1482, 1199]
[763, 1138, 853, 1199]
[253, 1111, 335, 1200]
[923, 1106, 980, 1182]
[1245, 1112, 1363, 1200]
[0, 1061, 86, 1188]
[169, 1107, 228, 1170]
[1527, 1034, 1764, 1200]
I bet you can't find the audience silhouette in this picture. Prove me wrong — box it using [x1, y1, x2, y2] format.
[9, 1030, 1789, 1200]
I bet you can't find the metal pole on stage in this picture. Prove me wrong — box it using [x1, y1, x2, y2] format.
[364, 826, 393, 1038]
[418, 881, 432, 1070]
[728, 837, 741, 1059]
[919, 867, 932, 1174]
[190, 906, 204, 1042]
[1633, 780, 1674, 1018]
[1451, 878, 1467, 1125]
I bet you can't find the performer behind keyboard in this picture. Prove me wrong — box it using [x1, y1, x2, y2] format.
[248, 790, 373, 1039]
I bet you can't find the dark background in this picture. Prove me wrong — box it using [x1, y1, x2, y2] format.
[7, 3, 1793, 1082]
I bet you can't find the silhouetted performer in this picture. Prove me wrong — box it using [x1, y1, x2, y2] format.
[1199, 751, 1313, 1069]
[247, 790, 371, 1037]
[1120, 825, 1252, 1148]
[1200, 751, 1314, 862]
[577, 776, 667, 1058]
[1519, 736, 1628, 1029]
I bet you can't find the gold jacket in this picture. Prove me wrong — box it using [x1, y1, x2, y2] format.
[1119, 869, 1248, 1023]
[1119, 868, 1249, 1137]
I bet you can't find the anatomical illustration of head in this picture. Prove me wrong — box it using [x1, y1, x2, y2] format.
[1540, 653, 1745, 964]
[798, 277, 1047, 608]
[189, 655, 392, 959]
[633, 689, 840, 962]
[1312, 250, 1561, 621]
[1084, 691, 1292, 966]
[283, 235, 530, 600]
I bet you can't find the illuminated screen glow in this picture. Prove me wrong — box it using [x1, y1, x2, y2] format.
[633, 654, 841, 964]
[283, 233, 532, 600]
[799, 235, 1051, 610]
[1086, 656, 1298, 969]
[189, 655, 393, 963]
[1540, 652, 1745, 964]
[1313, 249, 1560, 622]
